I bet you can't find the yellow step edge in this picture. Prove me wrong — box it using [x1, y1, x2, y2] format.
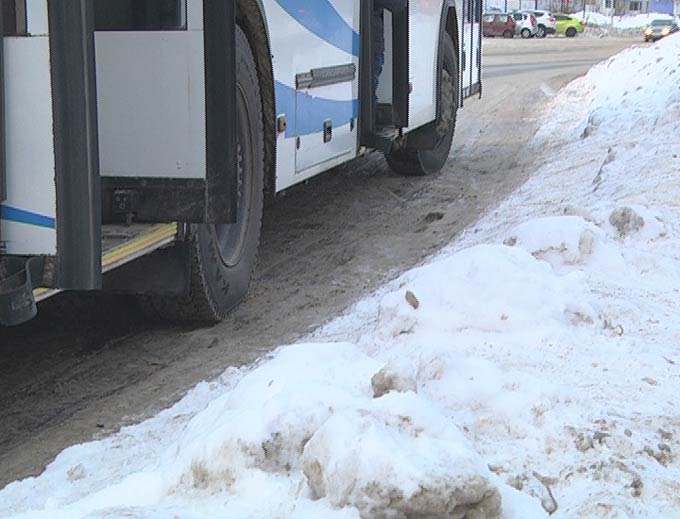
[102, 223, 178, 270]
[33, 223, 178, 301]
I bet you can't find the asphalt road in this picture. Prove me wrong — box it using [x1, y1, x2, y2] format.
[0, 36, 637, 488]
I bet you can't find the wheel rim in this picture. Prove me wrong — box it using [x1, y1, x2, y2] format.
[212, 83, 254, 268]
[538, 27, 545, 37]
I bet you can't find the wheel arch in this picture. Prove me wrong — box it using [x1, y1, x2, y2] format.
[235, 0, 276, 197]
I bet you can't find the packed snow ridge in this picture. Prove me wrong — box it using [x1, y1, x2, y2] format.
[2, 36, 680, 519]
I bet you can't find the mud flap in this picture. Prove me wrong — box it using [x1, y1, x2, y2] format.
[0, 257, 44, 326]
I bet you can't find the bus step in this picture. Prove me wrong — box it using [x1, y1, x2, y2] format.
[0, 257, 44, 327]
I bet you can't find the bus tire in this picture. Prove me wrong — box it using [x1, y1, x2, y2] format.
[139, 25, 264, 323]
[385, 33, 458, 177]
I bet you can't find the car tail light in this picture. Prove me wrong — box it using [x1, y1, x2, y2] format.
[549, 17, 555, 22]
[530, 15, 536, 24]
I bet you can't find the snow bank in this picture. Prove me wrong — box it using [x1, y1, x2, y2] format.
[301, 392, 502, 519]
[537, 32, 680, 143]
[2, 28, 680, 519]
[576, 12, 677, 30]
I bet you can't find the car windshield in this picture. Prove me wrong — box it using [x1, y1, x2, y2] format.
[651, 19, 673, 25]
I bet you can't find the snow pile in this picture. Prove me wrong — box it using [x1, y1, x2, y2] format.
[537, 32, 680, 143]
[577, 12, 677, 30]
[0, 344, 530, 518]
[301, 392, 503, 519]
[2, 31, 680, 519]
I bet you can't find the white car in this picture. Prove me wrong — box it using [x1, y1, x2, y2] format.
[521, 10, 557, 38]
[510, 11, 538, 38]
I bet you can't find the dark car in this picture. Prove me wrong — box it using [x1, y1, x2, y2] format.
[643, 18, 679, 42]
[482, 13, 517, 38]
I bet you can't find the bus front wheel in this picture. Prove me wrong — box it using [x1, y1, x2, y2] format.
[139, 25, 264, 322]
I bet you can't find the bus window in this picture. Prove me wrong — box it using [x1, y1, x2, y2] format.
[94, 0, 186, 31]
[2, 1, 27, 36]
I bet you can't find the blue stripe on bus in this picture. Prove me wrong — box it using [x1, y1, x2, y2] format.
[274, 0, 360, 57]
[0, 205, 56, 229]
[275, 81, 358, 138]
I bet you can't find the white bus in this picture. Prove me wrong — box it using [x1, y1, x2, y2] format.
[0, 0, 482, 326]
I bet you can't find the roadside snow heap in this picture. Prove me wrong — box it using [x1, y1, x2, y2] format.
[575, 12, 679, 38]
[2, 36, 680, 519]
[577, 11, 677, 30]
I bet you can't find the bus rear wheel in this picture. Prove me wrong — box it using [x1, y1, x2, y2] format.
[139, 25, 264, 323]
[385, 33, 458, 177]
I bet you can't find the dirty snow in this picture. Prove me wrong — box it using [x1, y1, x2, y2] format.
[2, 35, 680, 519]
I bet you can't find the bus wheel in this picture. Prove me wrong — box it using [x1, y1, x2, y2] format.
[139, 25, 264, 322]
[385, 33, 458, 177]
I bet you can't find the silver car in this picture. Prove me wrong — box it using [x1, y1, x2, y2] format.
[510, 11, 538, 38]
[521, 10, 557, 38]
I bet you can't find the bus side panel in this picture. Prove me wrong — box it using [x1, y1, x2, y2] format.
[1, 36, 57, 255]
[95, 31, 206, 180]
[406, 0, 445, 132]
[262, 0, 360, 192]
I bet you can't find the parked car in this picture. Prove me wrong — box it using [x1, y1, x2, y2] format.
[643, 18, 679, 42]
[482, 13, 516, 38]
[511, 11, 538, 38]
[554, 14, 584, 37]
[521, 10, 556, 38]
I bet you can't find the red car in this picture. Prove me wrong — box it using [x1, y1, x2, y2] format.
[483, 13, 517, 38]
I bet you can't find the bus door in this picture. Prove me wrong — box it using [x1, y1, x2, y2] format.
[0, 2, 5, 246]
[359, 0, 410, 151]
[1, 1, 58, 257]
[95, 0, 237, 225]
[460, 0, 482, 102]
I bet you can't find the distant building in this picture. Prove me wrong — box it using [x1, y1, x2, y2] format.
[599, 0, 648, 14]
[648, 0, 675, 13]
